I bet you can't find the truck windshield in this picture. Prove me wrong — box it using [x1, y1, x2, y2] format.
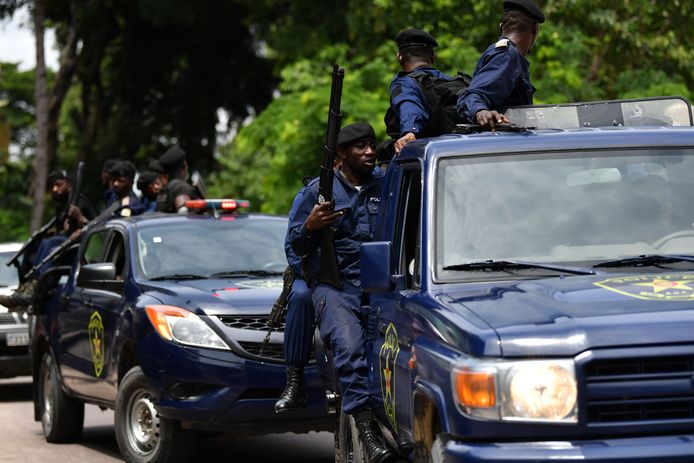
[135, 217, 288, 280]
[435, 148, 694, 279]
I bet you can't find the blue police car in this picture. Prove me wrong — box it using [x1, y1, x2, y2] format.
[321, 97, 694, 462]
[29, 201, 332, 463]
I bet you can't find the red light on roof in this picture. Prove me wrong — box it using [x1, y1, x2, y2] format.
[220, 200, 237, 210]
[185, 199, 207, 210]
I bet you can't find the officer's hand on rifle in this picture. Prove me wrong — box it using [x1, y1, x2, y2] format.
[475, 110, 509, 131]
[394, 132, 417, 154]
[67, 204, 88, 227]
[305, 201, 343, 232]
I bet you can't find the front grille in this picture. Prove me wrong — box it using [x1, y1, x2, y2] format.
[239, 341, 285, 362]
[0, 313, 17, 325]
[217, 315, 284, 332]
[584, 354, 694, 423]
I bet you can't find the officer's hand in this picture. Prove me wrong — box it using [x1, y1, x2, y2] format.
[305, 201, 343, 232]
[67, 204, 87, 226]
[475, 110, 509, 131]
[394, 132, 416, 154]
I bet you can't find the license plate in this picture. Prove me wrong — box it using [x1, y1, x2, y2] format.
[7, 332, 29, 346]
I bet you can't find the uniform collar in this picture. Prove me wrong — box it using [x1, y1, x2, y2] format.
[397, 65, 437, 78]
[336, 169, 382, 192]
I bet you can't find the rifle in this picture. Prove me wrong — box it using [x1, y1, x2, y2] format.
[317, 64, 344, 289]
[7, 161, 84, 269]
[259, 265, 296, 354]
[192, 172, 208, 199]
[24, 201, 120, 281]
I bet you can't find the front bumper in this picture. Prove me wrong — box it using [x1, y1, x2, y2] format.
[0, 353, 31, 378]
[138, 335, 333, 434]
[445, 434, 694, 462]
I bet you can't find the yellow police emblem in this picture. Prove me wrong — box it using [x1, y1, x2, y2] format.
[379, 323, 399, 430]
[88, 311, 105, 377]
[594, 274, 694, 301]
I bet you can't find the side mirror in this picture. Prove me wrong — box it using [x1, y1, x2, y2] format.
[77, 263, 123, 293]
[360, 242, 394, 292]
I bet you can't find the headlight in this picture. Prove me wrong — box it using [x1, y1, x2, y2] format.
[452, 359, 577, 423]
[145, 305, 229, 350]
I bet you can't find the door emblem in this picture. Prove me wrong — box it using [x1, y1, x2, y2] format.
[88, 311, 105, 377]
[594, 274, 694, 301]
[379, 322, 400, 430]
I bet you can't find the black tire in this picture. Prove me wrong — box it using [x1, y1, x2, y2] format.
[39, 353, 84, 442]
[336, 407, 367, 463]
[114, 366, 198, 463]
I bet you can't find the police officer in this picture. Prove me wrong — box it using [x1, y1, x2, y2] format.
[137, 170, 162, 213]
[106, 160, 144, 216]
[156, 146, 198, 213]
[389, 28, 452, 153]
[289, 122, 392, 463]
[274, 184, 315, 413]
[457, 0, 545, 129]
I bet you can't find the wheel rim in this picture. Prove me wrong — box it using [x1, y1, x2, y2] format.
[42, 365, 53, 431]
[125, 389, 161, 457]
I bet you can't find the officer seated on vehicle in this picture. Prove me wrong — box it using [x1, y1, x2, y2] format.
[156, 146, 199, 213]
[105, 160, 145, 217]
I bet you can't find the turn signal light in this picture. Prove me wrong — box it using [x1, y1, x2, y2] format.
[453, 370, 496, 408]
[145, 305, 190, 341]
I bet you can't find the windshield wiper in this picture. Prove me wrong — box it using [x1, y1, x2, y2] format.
[210, 270, 283, 278]
[594, 254, 694, 268]
[149, 273, 208, 281]
[443, 259, 596, 275]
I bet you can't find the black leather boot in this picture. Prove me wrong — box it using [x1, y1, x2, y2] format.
[354, 409, 393, 463]
[274, 367, 307, 413]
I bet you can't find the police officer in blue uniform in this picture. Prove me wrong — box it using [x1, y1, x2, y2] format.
[274, 184, 315, 413]
[389, 28, 452, 153]
[289, 122, 392, 463]
[457, 0, 545, 129]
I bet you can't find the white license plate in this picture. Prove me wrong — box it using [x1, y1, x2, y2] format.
[7, 332, 29, 346]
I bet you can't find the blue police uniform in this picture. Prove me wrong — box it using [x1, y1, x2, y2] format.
[457, 37, 535, 122]
[390, 67, 453, 137]
[105, 190, 145, 216]
[289, 169, 384, 414]
[142, 196, 157, 213]
[283, 186, 314, 368]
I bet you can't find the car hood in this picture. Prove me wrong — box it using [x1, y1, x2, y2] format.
[139, 276, 282, 315]
[439, 272, 694, 357]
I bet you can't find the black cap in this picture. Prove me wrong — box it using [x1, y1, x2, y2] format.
[503, 0, 545, 23]
[159, 146, 187, 172]
[109, 160, 136, 181]
[338, 122, 376, 147]
[395, 28, 438, 50]
[137, 170, 159, 191]
[147, 159, 165, 174]
[47, 169, 69, 188]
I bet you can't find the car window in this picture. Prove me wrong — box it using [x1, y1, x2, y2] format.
[82, 231, 110, 265]
[136, 217, 288, 279]
[105, 232, 127, 280]
[0, 251, 19, 288]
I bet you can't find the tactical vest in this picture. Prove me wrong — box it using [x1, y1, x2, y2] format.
[385, 71, 472, 139]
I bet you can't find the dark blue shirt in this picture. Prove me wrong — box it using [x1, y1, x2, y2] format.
[289, 170, 384, 287]
[105, 190, 145, 216]
[457, 37, 535, 122]
[285, 185, 306, 275]
[390, 66, 453, 137]
[142, 196, 157, 213]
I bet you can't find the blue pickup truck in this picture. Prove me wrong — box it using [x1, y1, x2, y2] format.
[324, 98, 694, 462]
[29, 202, 332, 463]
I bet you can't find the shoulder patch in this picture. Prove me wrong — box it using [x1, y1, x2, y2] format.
[495, 39, 510, 48]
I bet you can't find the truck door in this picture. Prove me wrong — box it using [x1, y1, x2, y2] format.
[369, 163, 422, 441]
[58, 229, 110, 395]
[74, 228, 127, 402]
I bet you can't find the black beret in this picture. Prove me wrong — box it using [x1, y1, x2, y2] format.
[338, 122, 376, 147]
[109, 160, 136, 181]
[395, 28, 438, 50]
[137, 170, 159, 191]
[47, 169, 69, 188]
[159, 146, 187, 171]
[503, 0, 545, 23]
[147, 159, 165, 174]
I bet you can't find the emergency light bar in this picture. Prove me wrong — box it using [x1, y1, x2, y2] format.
[185, 199, 251, 213]
[504, 96, 693, 130]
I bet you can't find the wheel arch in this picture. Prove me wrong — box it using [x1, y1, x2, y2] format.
[412, 381, 447, 462]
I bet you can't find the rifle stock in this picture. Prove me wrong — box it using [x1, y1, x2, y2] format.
[317, 64, 344, 288]
[6, 216, 57, 268]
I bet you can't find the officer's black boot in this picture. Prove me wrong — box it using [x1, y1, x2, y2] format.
[274, 367, 307, 413]
[354, 409, 393, 463]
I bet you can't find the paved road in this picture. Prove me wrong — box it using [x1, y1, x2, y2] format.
[0, 376, 335, 462]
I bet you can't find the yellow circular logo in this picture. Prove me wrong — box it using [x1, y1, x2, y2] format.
[594, 274, 694, 301]
[88, 311, 105, 377]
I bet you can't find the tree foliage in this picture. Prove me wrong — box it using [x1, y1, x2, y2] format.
[212, 0, 694, 214]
